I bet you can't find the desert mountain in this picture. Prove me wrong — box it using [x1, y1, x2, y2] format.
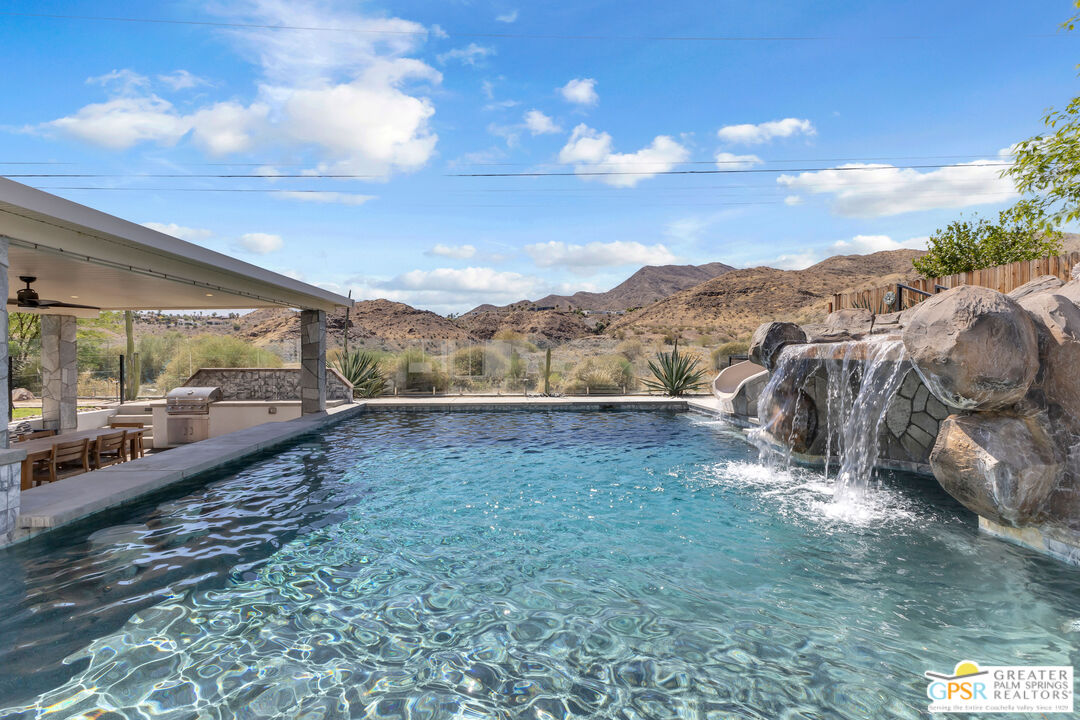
[467, 261, 735, 314]
[609, 249, 926, 340]
[240, 300, 476, 352]
[455, 309, 592, 348]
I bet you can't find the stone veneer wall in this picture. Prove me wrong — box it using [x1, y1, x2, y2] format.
[0, 457, 20, 544]
[184, 367, 353, 402]
[41, 314, 77, 432]
[881, 368, 951, 466]
[764, 357, 947, 471]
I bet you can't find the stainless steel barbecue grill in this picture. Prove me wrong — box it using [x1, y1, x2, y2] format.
[165, 386, 222, 444]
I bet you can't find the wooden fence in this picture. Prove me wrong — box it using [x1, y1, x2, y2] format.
[830, 251, 1080, 313]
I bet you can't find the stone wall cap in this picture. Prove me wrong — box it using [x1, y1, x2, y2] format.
[0, 447, 28, 464]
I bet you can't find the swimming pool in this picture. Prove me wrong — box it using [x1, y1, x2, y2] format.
[0, 411, 1077, 718]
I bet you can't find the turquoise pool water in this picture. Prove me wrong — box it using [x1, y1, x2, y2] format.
[0, 411, 1077, 719]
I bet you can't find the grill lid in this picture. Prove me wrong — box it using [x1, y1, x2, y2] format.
[166, 386, 223, 412]
[166, 386, 223, 401]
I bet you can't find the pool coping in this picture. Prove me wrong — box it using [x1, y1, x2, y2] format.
[8, 395, 727, 546]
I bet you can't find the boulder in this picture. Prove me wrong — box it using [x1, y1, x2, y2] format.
[1018, 292, 1080, 428]
[748, 321, 807, 370]
[1007, 274, 1063, 301]
[1057, 279, 1080, 306]
[824, 308, 873, 337]
[10, 387, 33, 402]
[901, 285, 1039, 411]
[759, 387, 818, 455]
[930, 412, 1062, 527]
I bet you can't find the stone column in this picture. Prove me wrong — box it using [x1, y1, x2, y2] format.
[300, 309, 326, 414]
[41, 314, 77, 432]
[0, 237, 25, 545]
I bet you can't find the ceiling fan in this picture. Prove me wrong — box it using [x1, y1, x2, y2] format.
[9, 276, 100, 310]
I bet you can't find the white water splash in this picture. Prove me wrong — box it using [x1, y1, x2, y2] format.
[747, 337, 912, 516]
[824, 338, 909, 502]
[706, 460, 921, 529]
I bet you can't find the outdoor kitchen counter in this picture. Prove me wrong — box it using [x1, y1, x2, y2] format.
[147, 398, 350, 448]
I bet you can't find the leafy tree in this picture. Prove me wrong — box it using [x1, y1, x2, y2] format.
[912, 206, 1061, 278]
[1005, 1, 1080, 229]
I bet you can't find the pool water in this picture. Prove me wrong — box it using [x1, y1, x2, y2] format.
[0, 411, 1077, 719]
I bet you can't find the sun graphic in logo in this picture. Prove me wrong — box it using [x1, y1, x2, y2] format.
[925, 660, 988, 681]
[954, 661, 981, 678]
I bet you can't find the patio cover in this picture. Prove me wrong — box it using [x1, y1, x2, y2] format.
[0, 178, 352, 315]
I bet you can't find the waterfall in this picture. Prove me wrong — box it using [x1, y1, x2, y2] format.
[825, 338, 908, 501]
[751, 337, 910, 501]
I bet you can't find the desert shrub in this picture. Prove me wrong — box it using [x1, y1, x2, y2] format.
[563, 355, 636, 394]
[661, 331, 678, 346]
[155, 335, 283, 392]
[136, 332, 185, 383]
[451, 345, 507, 377]
[78, 371, 119, 398]
[711, 340, 751, 370]
[393, 348, 449, 393]
[616, 338, 645, 361]
[492, 330, 539, 352]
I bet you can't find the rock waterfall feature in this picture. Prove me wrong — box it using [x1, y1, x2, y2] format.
[746, 279, 1080, 566]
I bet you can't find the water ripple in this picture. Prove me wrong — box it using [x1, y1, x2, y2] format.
[0, 412, 1077, 719]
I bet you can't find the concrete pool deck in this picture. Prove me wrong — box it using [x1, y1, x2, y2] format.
[8, 395, 726, 544]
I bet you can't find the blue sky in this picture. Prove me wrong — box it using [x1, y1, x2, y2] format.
[2, 0, 1078, 313]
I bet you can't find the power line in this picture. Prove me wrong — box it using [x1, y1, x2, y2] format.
[1, 161, 1013, 181]
[449, 162, 1013, 178]
[2, 11, 1047, 41]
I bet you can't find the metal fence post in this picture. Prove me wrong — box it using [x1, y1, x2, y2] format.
[119, 354, 125, 406]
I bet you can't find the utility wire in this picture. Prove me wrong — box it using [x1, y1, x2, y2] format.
[448, 162, 1013, 178]
[1, 154, 1010, 167]
[1, 11, 1049, 41]
[1, 162, 1013, 180]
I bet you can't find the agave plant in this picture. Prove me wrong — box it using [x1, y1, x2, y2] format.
[642, 340, 708, 397]
[330, 349, 387, 398]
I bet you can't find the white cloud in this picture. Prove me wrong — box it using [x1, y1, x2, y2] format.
[40, 2, 442, 179]
[771, 251, 820, 270]
[761, 234, 928, 270]
[784, 195, 803, 206]
[777, 154, 1017, 217]
[277, 191, 375, 205]
[717, 118, 815, 145]
[189, 101, 269, 155]
[830, 234, 928, 254]
[426, 243, 477, 259]
[235, 232, 283, 254]
[496, 10, 519, 23]
[558, 124, 689, 187]
[87, 69, 151, 93]
[525, 240, 676, 271]
[437, 43, 495, 67]
[157, 70, 209, 91]
[141, 222, 213, 241]
[559, 78, 598, 106]
[47, 96, 190, 150]
[715, 151, 762, 170]
[665, 217, 709, 243]
[524, 109, 560, 135]
[358, 266, 549, 311]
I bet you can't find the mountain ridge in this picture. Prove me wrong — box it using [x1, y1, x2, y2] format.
[466, 261, 735, 314]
